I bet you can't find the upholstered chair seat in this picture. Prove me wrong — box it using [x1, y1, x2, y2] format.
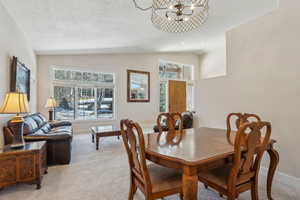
[148, 164, 182, 193]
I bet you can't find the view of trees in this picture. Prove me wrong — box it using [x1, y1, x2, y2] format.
[53, 69, 114, 120]
[54, 69, 113, 83]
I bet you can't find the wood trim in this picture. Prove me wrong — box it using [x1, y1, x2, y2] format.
[127, 70, 150, 103]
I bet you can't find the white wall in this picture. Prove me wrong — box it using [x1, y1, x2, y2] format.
[0, 2, 37, 148]
[37, 53, 200, 133]
[199, 36, 227, 79]
[196, 1, 300, 179]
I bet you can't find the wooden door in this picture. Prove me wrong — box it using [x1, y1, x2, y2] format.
[168, 80, 186, 113]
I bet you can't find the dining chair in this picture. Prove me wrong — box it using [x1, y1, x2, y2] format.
[120, 119, 184, 200]
[198, 121, 272, 200]
[226, 113, 261, 145]
[157, 112, 183, 134]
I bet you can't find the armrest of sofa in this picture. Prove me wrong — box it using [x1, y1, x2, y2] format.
[153, 125, 169, 133]
[24, 132, 72, 142]
[49, 121, 72, 128]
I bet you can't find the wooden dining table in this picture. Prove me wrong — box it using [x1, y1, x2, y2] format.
[145, 127, 279, 200]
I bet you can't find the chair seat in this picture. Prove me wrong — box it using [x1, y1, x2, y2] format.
[148, 164, 182, 193]
[198, 164, 232, 189]
[199, 163, 252, 190]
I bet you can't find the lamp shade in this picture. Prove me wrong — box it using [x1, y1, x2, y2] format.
[0, 92, 29, 114]
[45, 97, 57, 109]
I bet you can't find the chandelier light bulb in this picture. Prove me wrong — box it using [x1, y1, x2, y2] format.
[191, 4, 195, 10]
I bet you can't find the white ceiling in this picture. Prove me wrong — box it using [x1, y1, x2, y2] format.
[0, 0, 278, 55]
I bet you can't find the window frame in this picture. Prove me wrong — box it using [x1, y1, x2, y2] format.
[51, 67, 116, 122]
[159, 60, 195, 113]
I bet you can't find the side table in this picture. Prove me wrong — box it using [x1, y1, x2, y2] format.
[0, 141, 47, 190]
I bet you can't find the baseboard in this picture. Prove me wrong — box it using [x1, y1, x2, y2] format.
[260, 167, 300, 190]
[73, 130, 89, 134]
[72, 124, 154, 135]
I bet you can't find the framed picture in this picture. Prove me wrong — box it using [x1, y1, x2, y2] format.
[127, 70, 150, 102]
[10, 56, 31, 101]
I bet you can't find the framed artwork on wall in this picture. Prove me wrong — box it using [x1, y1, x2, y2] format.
[10, 56, 31, 101]
[127, 70, 150, 102]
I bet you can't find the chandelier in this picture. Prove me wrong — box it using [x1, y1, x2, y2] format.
[133, 0, 209, 33]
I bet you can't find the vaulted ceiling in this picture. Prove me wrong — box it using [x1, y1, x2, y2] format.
[0, 0, 278, 54]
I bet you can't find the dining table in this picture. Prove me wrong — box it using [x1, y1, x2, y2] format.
[145, 127, 279, 200]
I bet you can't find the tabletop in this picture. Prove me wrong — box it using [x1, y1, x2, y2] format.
[90, 124, 155, 134]
[0, 141, 46, 155]
[145, 127, 278, 200]
[145, 127, 275, 166]
[91, 125, 119, 133]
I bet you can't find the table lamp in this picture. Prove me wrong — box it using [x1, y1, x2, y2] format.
[0, 92, 29, 148]
[45, 97, 57, 121]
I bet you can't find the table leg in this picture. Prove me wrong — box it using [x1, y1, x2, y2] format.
[36, 183, 41, 190]
[182, 166, 198, 200]
[267, 146, 279, 200]
[92, 134, 95, 143]
[96, 136, 100, 150]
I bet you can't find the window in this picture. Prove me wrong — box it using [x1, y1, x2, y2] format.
[54, 86, 75, 120]
[77, 87, 96, 120]
[52, 68, 115, 121]
[97, 88, 114, 119]
[159, 82, 167, 112]
[159, 60, 194, 112]
[54, 69, 113, 83]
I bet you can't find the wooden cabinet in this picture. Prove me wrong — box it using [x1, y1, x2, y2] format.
[0, 157, 17, 185]
[0, 141, 47, 190]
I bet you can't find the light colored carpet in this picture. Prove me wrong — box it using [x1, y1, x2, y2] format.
[0, 134, 298, 200]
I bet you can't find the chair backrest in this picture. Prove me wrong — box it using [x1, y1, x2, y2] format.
[228, 121, 271, 188]
[226, 113, 261, 144]
[157, 112, 183, 134]
[120, 119, 152, 193]
[181, 111, 194, 129]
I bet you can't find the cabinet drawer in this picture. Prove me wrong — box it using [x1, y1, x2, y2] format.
[0, 157, 17, 185]
[16, 153, 36, 182]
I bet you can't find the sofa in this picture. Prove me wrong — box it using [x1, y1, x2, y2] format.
[153, 111, 194, 132]
[4, 113, 73, 165]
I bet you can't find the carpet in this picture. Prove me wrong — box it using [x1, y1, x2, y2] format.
[0, 134, 297, 200]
